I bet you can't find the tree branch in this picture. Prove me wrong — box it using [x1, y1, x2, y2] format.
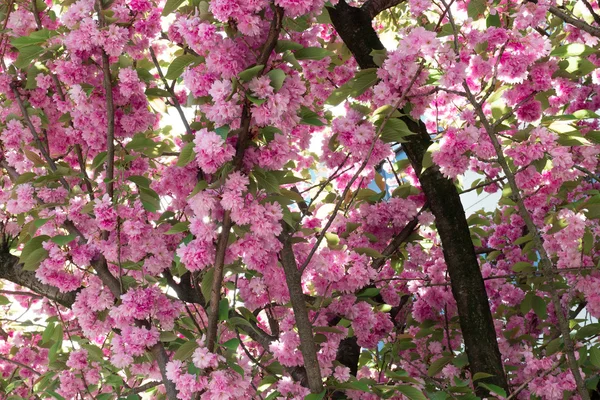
[95, 0, 115, 201]
[545, 3, 600, 37]
[9, 82, 69, 190]
[205, 5, 284, 353]
[148, 48, 194, 138]
[328, 1, 509, 395]
[463, 82, 590, 400]
[0, 251, 77, 308]
[361, 0, 405, 19]
[279, 228, 323, 393]
[0, 354, 41, 376]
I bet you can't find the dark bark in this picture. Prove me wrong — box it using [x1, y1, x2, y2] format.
[328, 2, 509, 394]
[280, 234, 323, 393]
[0, 251, 77, 308]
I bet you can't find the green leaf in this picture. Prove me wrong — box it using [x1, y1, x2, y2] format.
[139, 186, 161, 213]
[326, 69, 378, 106]
[20, 235, 50, 271]
[173, 340, 198, 361]
[275, 40, 304, 52]
[589, 347, 600, 368]
[201, 268, 214, 303]
[294, 47, 334, 60]
[378, 118, 414, 143]
[576, 323, 600, 339]
[349, 379, 371, 392]
[267, 69, 286, 92]
[472, 372, 495, 381]
[520, 292, 534, 315]
[50, 234, 76, 246]
[354, 247, 384, 258]
[583, 229, 594, 255]
[253, 169, 280, 194]
[238, 65, 265, 82]
[145, 88, 172, 97]
[550, 43, 597, 58]
[573, 109, 600, 119]
[427, 356, 453, 377]
[486, 13, 501, 28]
[247, 95, 267, 105]
[477, 383, 507, 398]
[188, 180, 208, 198]
[511, 261, 533, 272]
[128, 175, 151, 188]
[161, 0, 186, 15]
[532, 295, 548, 319]
[218, 298, 229, 321]
[357, 288, 380, 298]
[166, 222, 189, 235]
[81, 344, 104, 362]
[222, 338, 240, 351]
[467, 0, 486, 19]
[215, 125, 229, 140]
[165, 54, 199, 80]
[304, 391, 326, 400]
[395, 385, 427, 400]
[159, 331, 177, 342]
[15, 172, 37, 185]
[11, 30, 54, 49]
[14, 46, 45, 69]
[44, 390, 66, 400]
[92, 151, 107, 171]
[299, 106, 324, 126]
[177, 142, 195, 167]
[0, 295, 9, 306]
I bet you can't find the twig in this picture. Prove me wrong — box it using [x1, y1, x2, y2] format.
[0, 355, 40, 376]
[124, 381, 161, 395]
[299, 61, 426, 274]
[149, 47, 194, 138]
[205, 5, 285, 353]
[95, 0, 115, 201]
[9, 83, 69, 189]
[581, 0, 600, 25]
[463, 81, 591, 400]
[506, 362, 562, 400]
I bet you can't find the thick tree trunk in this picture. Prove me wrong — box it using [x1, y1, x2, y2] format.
[328, 1, 509, 394]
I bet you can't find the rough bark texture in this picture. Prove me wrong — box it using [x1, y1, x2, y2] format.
[280, 236, 323, 393]
[328, 1, 509, 394]
[0, 251, 77, 308]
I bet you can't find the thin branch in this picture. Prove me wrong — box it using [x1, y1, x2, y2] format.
[547, 3, 600, 38]
[372, 205, 427, 271]
[95, 0, 115, 201]
[574, 165, 598, 181]
[205, 5, 285, 353]
[124, 381, 161, 396]
[0, 290, 43, 299]
[0, 160, 19, 182]
[463, 81, 591, 400]
[506, 362, 562, 400]
[299, 61, 426, 274]
[459, 175, 506, 195]
[581, 0, 600, 26]
[149, 48, 194, 137]
[0, 355, 41, 376]
[9, 83, 69, 189]
[492, 92, 537, 128]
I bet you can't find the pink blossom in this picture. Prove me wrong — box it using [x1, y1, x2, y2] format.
[193, 129, 235, 174]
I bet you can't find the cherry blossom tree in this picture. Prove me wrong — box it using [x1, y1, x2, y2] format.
[1, 0, 600, 399]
